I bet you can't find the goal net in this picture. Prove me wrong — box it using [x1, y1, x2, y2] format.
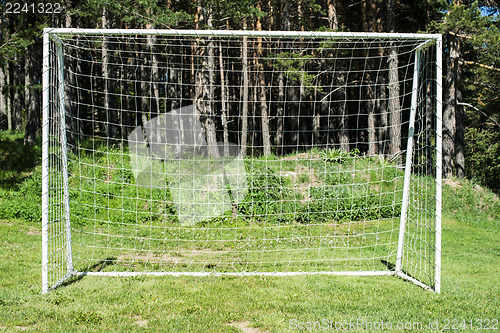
[42, 29, 442, 293]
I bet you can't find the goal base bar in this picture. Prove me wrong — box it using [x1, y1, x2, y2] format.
[46, 271, 435, 293]
[394, 271, 435, 292]
[78, 270, 393, 277]
[71, 270, 435, 292]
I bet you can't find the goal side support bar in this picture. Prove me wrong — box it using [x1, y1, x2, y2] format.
[41, 29, 50, 295]
[395, 48, 421, 275]
[41, 29, 74, 294]
[56, 35, 74, 277]
[394, 40, 442, 293]
[435, 36, 443, 294]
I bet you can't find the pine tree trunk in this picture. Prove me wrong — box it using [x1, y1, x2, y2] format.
[281, 1, 300, 150]
[4, 19, 12, 131]
[386, 0, 401, 159]
[167, 41, 180, 112]
[24, 43, 41, 145]
[219, 41, 229, 156]
[256, 1, 271, 156]
[443, 33, 460, 178]
[64, 7, 77, 147]
[150, 36, 160, 118]
[454, 41, 465, 178]
[24, 51, 30, 121]
[276, 69, 284, 155]
[0, 15, 7, 130]
[377, 58, 388, 155]
[121, 63, 132, 140]
[282, 1, 291, 30]
[195, 5, 219, 158]
[205, 35, 219, 158]
[240, 22, 249, 156]
[338, 74, 349, 152]
[0, 63, 6, 130]
[288, 83, 300, 150]
[425, 74, 433, 175]
[11, 53, 23, 131]
[102, 7, 119, 141]
[76, 32, 89, 141]
[455, 82, 465, 178]
[268, 0, 274, 28]
[327, 0, 338, 30]
[275, 2, 290, 155]
[5, 59, 13, 131]
[258, 69, 270, 156]
[326, 0, 349, 151]
[140, 55, 149, 129]
[145, 21, 161, 144]
[388, 48, 401, 158]
[366, 73, 377, 156]
[362, 0, 384, 156]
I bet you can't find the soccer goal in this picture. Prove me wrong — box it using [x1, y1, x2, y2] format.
[42, 28, 442, 293]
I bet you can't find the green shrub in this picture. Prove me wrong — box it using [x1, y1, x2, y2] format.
[0, 169, 42, 222]
[238, 166, 295, 223]
[465, 127, 500, 193]
[319, 147, 350, 163]
[297, 185, 401, 223]
[443, 178, 500, 226]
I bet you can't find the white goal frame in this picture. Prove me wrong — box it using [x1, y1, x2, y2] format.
[42, 28, 442, 293]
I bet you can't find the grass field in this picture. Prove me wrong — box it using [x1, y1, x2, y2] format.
[1, 131, 499, 332]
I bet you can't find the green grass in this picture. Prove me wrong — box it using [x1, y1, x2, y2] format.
[0, 130, 499, 332]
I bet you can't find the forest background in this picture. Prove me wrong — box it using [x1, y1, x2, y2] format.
[0, 0, 499, 192]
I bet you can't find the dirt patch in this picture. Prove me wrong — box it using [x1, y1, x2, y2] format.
[27, 227, 41, 236]
[325, 220, 365, 233]
[186, 249, 227, 257]
[474, 184, 485, 192]
[473, 184, 499, 201]
[444, 179, 499, 202]
[443, 178, 462, 188]
[132, 315, 148, 327]
[229, 321, 269, 333]
[280, 163, 323, 203]
[118, 249, 226, 263]
[118, 252, 183, 263]
[0, 326, 31, 331]
[281, 152, 321, 161]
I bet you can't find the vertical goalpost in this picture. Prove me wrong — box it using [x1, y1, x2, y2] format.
[42, 28, 442, 293]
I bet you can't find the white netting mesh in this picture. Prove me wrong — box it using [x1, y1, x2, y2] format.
[42, 30, 441, 292]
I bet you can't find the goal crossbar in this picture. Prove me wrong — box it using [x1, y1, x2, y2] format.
[46, 27, 441, 40]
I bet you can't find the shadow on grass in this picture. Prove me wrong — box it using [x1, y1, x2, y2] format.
[381, 259, 395, 271]
[57, 258, 117, 290]
[83, 257, 118, 273]
[0, 131, 41, 191]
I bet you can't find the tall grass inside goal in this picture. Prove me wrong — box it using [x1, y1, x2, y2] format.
[42, 29, 442, 293]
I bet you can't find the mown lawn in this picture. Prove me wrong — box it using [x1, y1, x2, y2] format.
[0, 131, 499, 332]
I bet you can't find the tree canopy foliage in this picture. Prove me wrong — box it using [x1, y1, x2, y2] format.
[432, 1, 499, 190]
